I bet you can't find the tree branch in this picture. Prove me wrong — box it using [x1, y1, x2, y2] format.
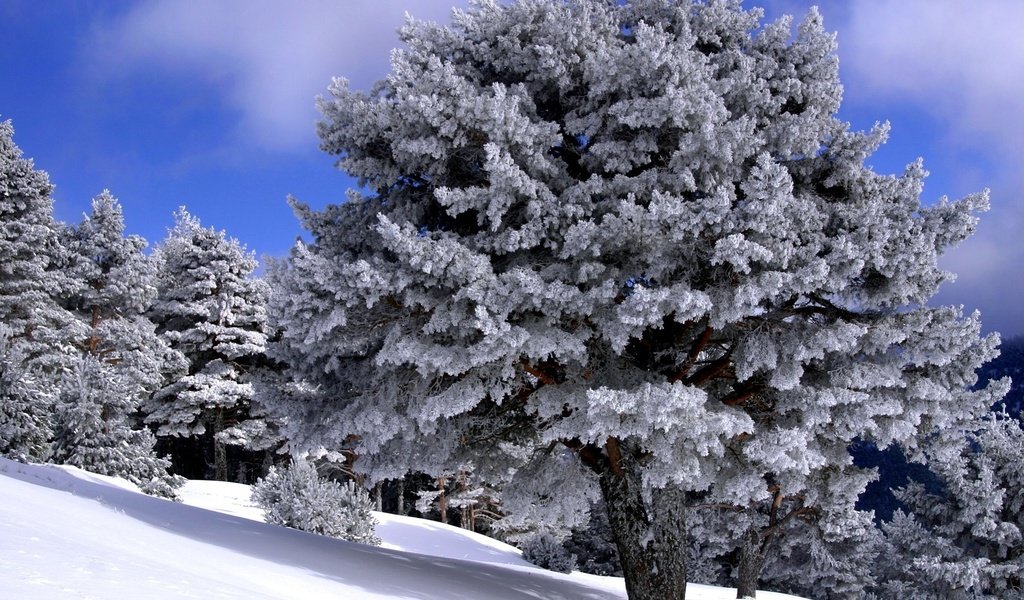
[521, 360, 557, 386]
[686, 350, 732, 386]
[721, 382, 763, 407]
[561, 438, 607, 475]
[605, 436, 625, 478]
[669, 325, 713, 383]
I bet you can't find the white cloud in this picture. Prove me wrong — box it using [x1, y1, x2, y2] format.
[841, 0, 1024, 152]
[834, 0, 1024, 337]
[92, 0, 466, 151]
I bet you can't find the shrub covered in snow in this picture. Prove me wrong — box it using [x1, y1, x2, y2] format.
[521, 533, 577, 574]
[562, 501, 622, 577]
[252, 459, 379, 545]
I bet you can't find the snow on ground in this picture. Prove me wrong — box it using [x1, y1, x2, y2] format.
[0, 458, 808, 599]
[178, 478, 532, 567]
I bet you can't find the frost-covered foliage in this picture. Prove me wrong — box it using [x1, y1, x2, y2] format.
[147, 208, 269, 480]
[269, 1, 1002, 597]
[874, 414, 1024, 599]
[446, 470, 502, 530]
[52, 355, 183, 499]
[0, 120, 77, 430]
[62, 191, 185, 395]
[521, 532, 577, 573]
[758, 506, 882, 599]
[491, 448, 599, 543]
[51, 191, 187, 497]
[0, 324, 52, 462]
[251, 459, 380, 545]
[685, 495, 882, 597]
[0, 121, 80, 463]
[686, 461, 883, 597]
[409, 468, 502, 530]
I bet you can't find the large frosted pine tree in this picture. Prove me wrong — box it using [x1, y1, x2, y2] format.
[146, 208, 269, 481]
[268, 2, 1004, 598]
[52, 191, 185, 496]
[0, 120, 78, 461]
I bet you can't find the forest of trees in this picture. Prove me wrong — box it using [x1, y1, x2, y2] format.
[2, 1, 1023, 599]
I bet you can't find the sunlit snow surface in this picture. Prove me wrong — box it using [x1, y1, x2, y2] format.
[0, 458, 808, 599]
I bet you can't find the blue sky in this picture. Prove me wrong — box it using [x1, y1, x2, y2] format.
[1, 1, 1020, 338]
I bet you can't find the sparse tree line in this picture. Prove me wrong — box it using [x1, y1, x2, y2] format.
[3, 0, 1024, 598]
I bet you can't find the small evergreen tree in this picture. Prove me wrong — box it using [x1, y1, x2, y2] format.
[52, 191, 186, 495]
[53, 355, 183, 498]
[251, 459, 380, 545]
[521, 533, 577, 573]
[875, 413, 1024, 599]
[147, 208, 269, 480]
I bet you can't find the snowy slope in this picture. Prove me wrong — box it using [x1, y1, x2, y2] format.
[0, 458, 808, 600]
[177, 479, 531, 567]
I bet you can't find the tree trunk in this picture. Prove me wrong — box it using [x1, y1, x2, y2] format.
[736, 530, 766, 599]
[262, 449, 273, 478]
[88, 306, 101, 355]
[214, 408, 228, 481]
[437, 476, 448, 524]
[396, 478, 405, 515]
[374, 481, 383, 512]
[599, 462, 688, 600]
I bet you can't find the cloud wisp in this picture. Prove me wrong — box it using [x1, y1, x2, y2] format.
[90, 0, 465, 152]
[836, 0, 1024, 337]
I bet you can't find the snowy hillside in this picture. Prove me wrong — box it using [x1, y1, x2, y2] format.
[0, 458, 808, 600]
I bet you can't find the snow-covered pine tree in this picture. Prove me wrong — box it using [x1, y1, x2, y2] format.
[268, 2, 1004, 598]
[874, 413, 1024, 599]
[754, 500, 883, 599]
[62, 190, 184, 387]
[0, 324, 52, 462]
[53, 191, 185, 496]
[53, 355, 183, 498]
[146, 208, 269, 481]
[0, 120, 80, 460]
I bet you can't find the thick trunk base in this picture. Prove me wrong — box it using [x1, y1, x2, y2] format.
[599, 465, 688, 600]
[736, 532, 766, 599]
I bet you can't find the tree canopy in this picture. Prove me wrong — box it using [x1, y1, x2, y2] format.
[267, 1, 1004, 597]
